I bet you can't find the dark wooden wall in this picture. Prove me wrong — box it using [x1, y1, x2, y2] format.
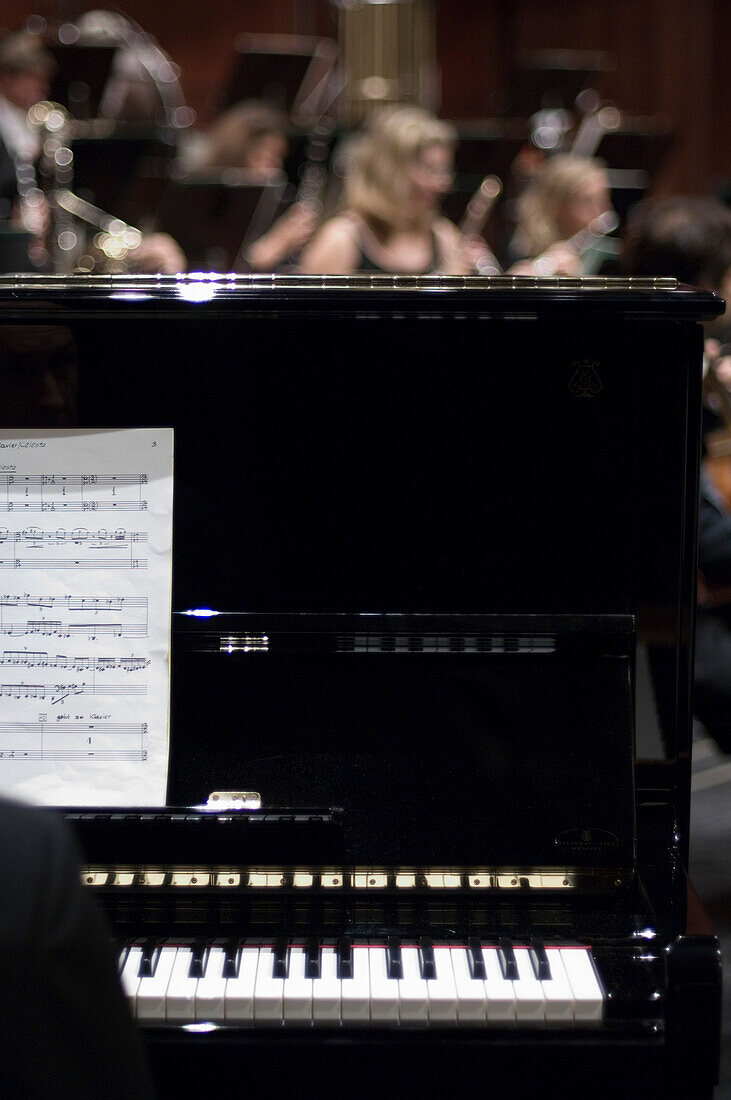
[3, 0, 730, 196]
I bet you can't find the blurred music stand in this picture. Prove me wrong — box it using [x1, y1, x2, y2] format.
[453, 123, 528, 177]
[443, 124, 526, 237]
[47, 43, 118, 119]
[506, 50, 615, 115]
[219, 33, 337, 124]
[70, 125, 176, 226]
[0, 226, 34, 273]
[595, 122, 674, 176]
[155, 174, 286, 271]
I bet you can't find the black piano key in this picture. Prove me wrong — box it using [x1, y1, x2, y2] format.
[273, 937, 289, 979]
[530, 940, 552, 981]
[498, 938, 519, 981]
[418, 937, 436, 980]
[189, 937, 209, 979]
[337, 937, 353, 979]
[139, 936, 159, 978]
[467, 937, 486, 980]
[305, 937, 321, 979]
[386, 937, 403, 980]
[222, 937, 239, 979]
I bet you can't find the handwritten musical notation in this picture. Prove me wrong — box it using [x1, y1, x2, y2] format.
[0, 650, 150, 672]
[0, 682, 147, 704]
[0, 593, 148, 639]
[0, 527, 148, 570]
[0, 720, 149, 762]
[0, 473, 149, 513]
[0, 429, 172, 806]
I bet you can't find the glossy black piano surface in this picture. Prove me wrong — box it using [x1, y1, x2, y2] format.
[0, 274, 724, 1097]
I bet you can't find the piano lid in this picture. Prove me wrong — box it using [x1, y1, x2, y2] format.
[0, 272, 723, 319]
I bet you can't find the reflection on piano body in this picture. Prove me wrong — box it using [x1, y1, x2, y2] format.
[0, 274, 723, 1098]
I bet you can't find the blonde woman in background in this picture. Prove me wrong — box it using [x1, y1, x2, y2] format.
[509, 154, 614, 276]
[299, 106, 484, 275]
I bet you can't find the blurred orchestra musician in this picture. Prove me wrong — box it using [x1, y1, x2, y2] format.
[0, 31, 52, 243]
[184, 98, 317, 272]
[622, 196, 731, 753]
[508, 153, 616, 277]
[0, 28, 183, 274]
[0, 795, 155, 1099]
[298, 105, 486, 276]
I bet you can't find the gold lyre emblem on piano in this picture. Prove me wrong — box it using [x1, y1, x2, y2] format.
[569, 360, 603, 399]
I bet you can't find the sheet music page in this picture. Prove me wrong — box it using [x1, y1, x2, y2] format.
[0, 428, 173, 806]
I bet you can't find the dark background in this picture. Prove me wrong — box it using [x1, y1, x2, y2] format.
[1, 0, 729, 198]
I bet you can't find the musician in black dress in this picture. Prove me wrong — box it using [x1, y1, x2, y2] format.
[298, 106, 483, 275]
[0, 796, 155, 1098]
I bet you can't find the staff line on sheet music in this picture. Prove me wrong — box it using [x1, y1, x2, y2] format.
[0, 475, 148, 489]
[0, 652, 150, 672]
[2, 470, 149, 513]
[0, 749, 148, 761]
[0, 528, 147, 544]
[1, 474, 149, 513]
[1, 559, 147, 569]
[0, 595, 149, 639]
[0, 683, 147, 704]
[2, 501, 148, 513]
[0, 621, 148, 638]
[0, 595, 147, 611]
[0, 528, 148, 570]
[1, 559, 148, 569]
[0, 721, 148, 735]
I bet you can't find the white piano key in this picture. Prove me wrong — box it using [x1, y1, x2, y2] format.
[542, 949, 575, 1023]
[560, 948, 604, 1022]
[165, 947, 197, 1021]
[136, 945, 178, 1021]
[512, 948, 545, 1022]
[120, 946, 143, 1016]
[482, 947, 516, 1022]
[253, 947, 285, 1023]
[368, 946, 400, 1023]
[224, 945, 259, 1022]
[426, 947, 458, 1023]
[340, 946, 371, 1022]
[398, 946, 429, 1023]
[195, 946, 227, 1022]
[450, 947, 487, 1023]
[283, 947, 313, 1023]
[312, 946, 341, 1024]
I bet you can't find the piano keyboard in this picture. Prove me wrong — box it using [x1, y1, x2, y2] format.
[119, 940, 604, 1026]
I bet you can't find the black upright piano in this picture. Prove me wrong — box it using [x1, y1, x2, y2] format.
[0, 274, 723, 1098]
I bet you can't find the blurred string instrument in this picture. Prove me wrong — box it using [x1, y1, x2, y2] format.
[26, 100, 144, 273]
